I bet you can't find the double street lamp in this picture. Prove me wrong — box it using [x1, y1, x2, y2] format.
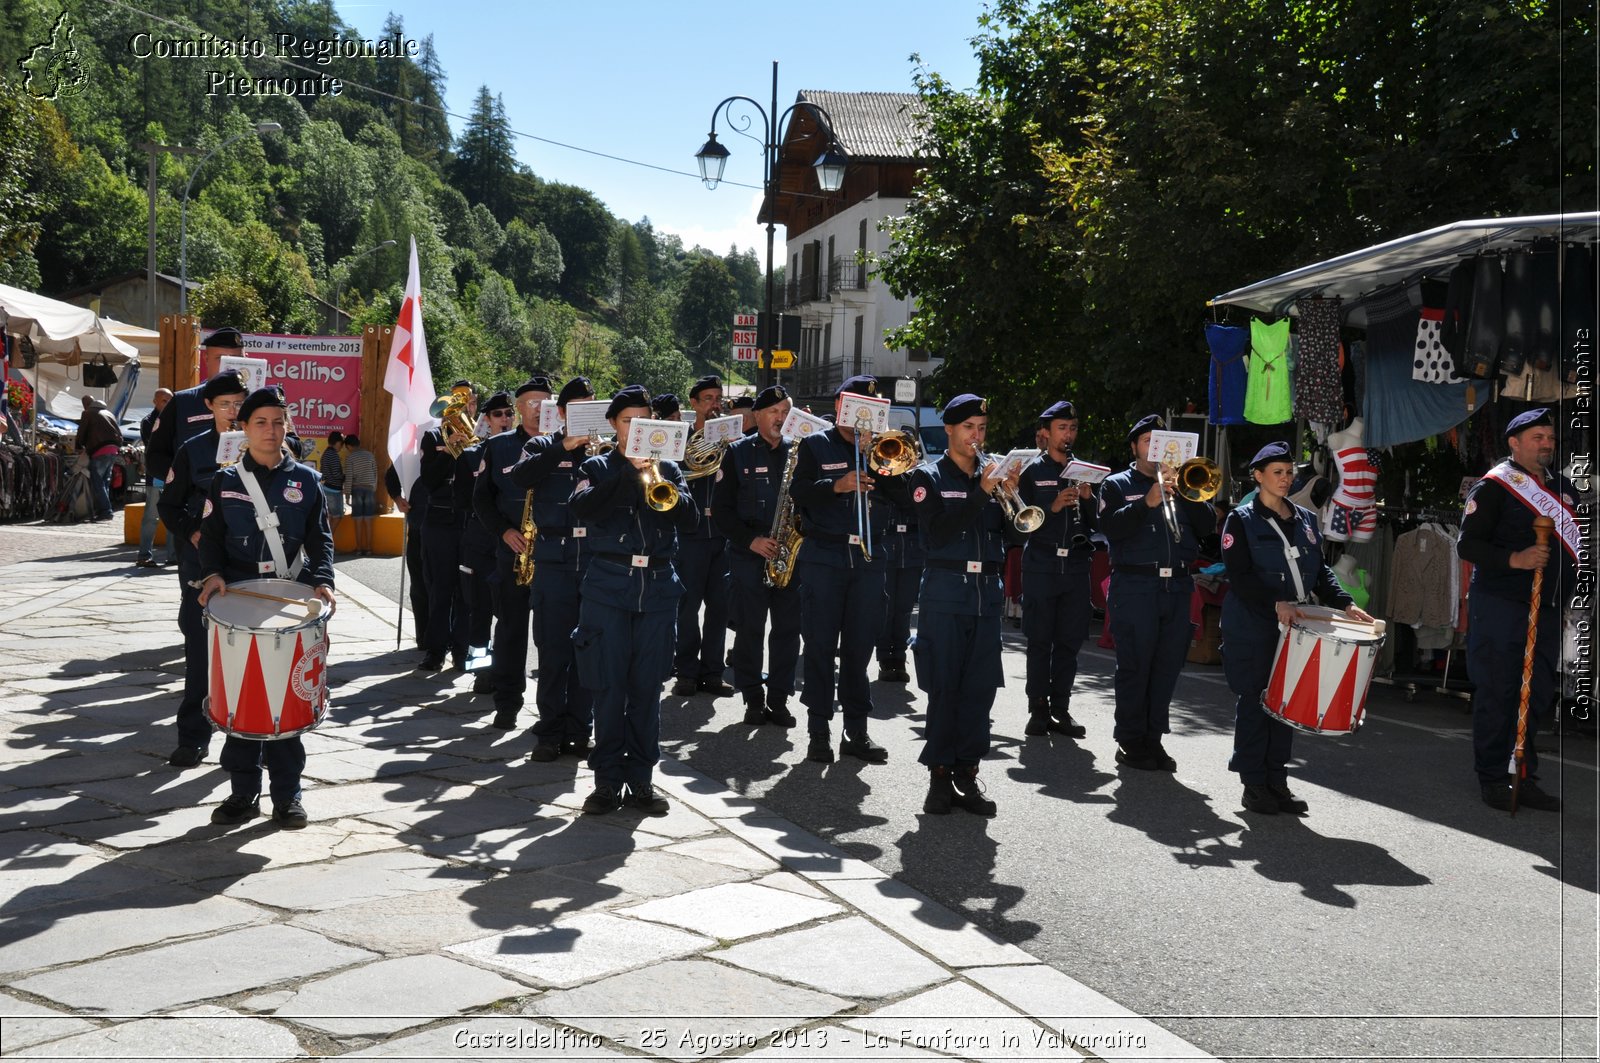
[179, 121, 282, 314]
[695, 65, 848, 387]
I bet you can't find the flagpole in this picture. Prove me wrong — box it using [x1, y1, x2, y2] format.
[395, 520, 407, 650]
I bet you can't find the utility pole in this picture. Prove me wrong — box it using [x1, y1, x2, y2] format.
[136, 141, 201, 328]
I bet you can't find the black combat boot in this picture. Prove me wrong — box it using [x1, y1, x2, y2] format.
[951, 766, 998, 816]
[1024, 697, 1053, 736]
[923, 766, 955, 815]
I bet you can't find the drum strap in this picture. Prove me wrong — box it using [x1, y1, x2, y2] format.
[1264, 515, 1309, 603]
[237, 465, 305, 580]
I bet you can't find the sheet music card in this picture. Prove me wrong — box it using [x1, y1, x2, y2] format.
[701, 414, 745, 446]
[538, 400, 563, 434]
[624, 418, 689, 461]
[992, 448, 1039, 479]
[218, 356, 270, 395]
[780, 408, 831, 442]
[1145, 430, 1199, 466]
[216, 430, 246, 466]
[1063, 459, 1112, 484]
[837, 392, 890, 435]
[563, 400, 611, 441]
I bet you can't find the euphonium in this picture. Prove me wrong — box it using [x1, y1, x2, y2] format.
[973, 444, 1046, 533]
[639, 461, 679, 512]
[682, 429, 726, 480]
[869, 429, 921, 476]
[512, 490, 537, 587]
[764, 439, 804, 588]
[429, 395, 482, 459]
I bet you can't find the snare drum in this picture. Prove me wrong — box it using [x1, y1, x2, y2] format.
[1260, 606, 1385, 735]
[204, 578, 329, 740]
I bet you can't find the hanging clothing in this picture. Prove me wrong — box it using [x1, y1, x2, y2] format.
[1412, 280, 1463, 384]
[1245, 318, 1292, 425]
[1293, 297, 1344, 425]
[1389, 523, 1459, 629]
[1335, 565, 1371, 610]
[1440, 259, 1476, 371]
[1464, 256, 1503, 378]
[1362, 285, 1474, 448]
[1321, 424, 1378, 544]
[1205, 323, 1249, 426]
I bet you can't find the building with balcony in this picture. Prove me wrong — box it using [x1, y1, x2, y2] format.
[764, 90, 936, 405]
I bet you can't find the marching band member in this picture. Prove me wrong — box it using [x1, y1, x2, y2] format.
[713, 384, 801, 727]
[473, 376, 551, 731]
[910, 395, 1027, 816]
[875, 461, 923, 686]
[790, 375, 905, 765]
[196, 386, 335, 829]
[1221, 442, 1367, 815]
[145, 327, 246, 483]
[455, 391, 513, 692]
[1100, 414, 1216, 772]
[415, 380, 477, 673]
[569, 386, 697, 815]
[1016, 401, 1096, 738]
[1457, 408, 1576, 812]
[731, 394, 757, 435]
[156, 368, 247, 768]
[651, 393, 681, 422]
[671, 375, 736, 697]
[510, 375, 598, 762]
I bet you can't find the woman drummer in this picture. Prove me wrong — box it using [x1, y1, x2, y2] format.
[1220, 442, 1372, 815]
[197, 386, 336, 829]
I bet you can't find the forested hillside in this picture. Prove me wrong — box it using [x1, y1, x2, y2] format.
[0, 0, 765, 398]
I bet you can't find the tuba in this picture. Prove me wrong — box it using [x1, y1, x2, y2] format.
[681, 430, 726, 480]
[429, 395, 482, 459]
[764, 439, 805, 588]
[512, 490, 537, 587]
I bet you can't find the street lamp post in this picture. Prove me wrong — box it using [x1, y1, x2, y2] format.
[696, 62, 847, 390]
[136, 140, 201, 328]
[179, 121, 282, 314]
[332, 239, 397, 329]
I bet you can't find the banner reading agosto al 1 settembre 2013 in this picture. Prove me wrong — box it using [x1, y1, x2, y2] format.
[200, 331, 362, 437]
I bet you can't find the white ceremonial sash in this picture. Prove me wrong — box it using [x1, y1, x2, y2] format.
[1483, 464, 1583, 563]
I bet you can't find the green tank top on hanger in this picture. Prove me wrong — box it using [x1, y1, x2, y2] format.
[1245, 318, 1292, 424]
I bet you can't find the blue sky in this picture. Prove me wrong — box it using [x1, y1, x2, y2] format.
[341, 0, 984, 255]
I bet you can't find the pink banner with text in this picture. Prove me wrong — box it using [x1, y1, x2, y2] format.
[202, 332, 362, 437]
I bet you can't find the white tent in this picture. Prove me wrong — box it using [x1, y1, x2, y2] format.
[0, 282, 139, 362]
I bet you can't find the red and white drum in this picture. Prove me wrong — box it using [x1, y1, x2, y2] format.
[1261, 606, 1386, 735]
[204, 578, 329, 740]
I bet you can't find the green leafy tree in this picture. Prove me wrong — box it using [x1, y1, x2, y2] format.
[192, 274, 270, 331]
[287, 119, 374, 264]
[532, 182, 616, 305]
[673, 252, 739, 369]
[723, 245, 762, 309]
[613, 334, 693, 398]
[498, 217, 563, 297]
[453, 86, 517, 221]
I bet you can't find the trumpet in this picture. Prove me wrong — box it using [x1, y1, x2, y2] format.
[1159, 457, 1223, 541]
[639, 461, 679, 512]
[869, 429, 921, 477]
[973, 444, 1046, 533]
[429, 395, 481, 459]
[585, 434, 616, 457]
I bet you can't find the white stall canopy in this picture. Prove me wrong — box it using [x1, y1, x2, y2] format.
[0, 282, 139, 362]
[1209, 212, 1600, 328]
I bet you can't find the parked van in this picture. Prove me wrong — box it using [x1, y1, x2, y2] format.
[887, 405, 946, 460]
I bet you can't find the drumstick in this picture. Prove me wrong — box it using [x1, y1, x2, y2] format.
[227, 587, 317, 609]
[1511, 516, 1555, 816]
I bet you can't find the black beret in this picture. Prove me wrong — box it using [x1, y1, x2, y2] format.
[838, 374, 877, 397]
[515, 375, 554, 398]
[1249, 441, 1294, 469]
[1127, 413, 1165, 444]
[731, 395, 755, 409]
[480, 390, 513, 413]
[557, 376, 594, 406]
[202, 327, 244, 349]
[753, 385, 789, 411]
[689, 375, 722, 399]
[942, 393, 989, 424]
[1039, 400, 1077, 422]
[451, 378, 474, 393]
[238, 386, 287, 421]
[650, 393, 681, 418]
[1505, 407, 1553, 439]
[200, 369, 247, 400]
[606, 385, 652, 419]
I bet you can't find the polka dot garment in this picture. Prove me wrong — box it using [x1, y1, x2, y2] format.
[1413, 306, 1464, 384]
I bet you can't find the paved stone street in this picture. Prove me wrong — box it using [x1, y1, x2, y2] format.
[0, 536, 1212, 1063]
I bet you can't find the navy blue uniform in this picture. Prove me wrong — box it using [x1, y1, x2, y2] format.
[1457, 460, 1580, 786]
[1099, 464, 1217, 756]
[1017, 454, 1099, 709]
[417, 427, 469, 667]
[910, 456, 1023, 767]
[875, 488, 924, 676]
[569, 451, 696, 793]
[147, 383, 216, 487]
[673, 461, 731, 686]
[510, 430, 595, 748]
[790, 427, 902, 739]
[713, 432, 802, 707]
[158, 427, 225, 754]
[454, 439, 496, 652]
[473, 425, 537, 718]
[386, 464, 430, 648]
[1220, 499, 1351, 784]
[197, 451, 334, 808]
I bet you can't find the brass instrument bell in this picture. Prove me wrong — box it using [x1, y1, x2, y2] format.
[429, 394, 482, 459]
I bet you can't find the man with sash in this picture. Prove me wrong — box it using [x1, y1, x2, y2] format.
[1457, 408, 1579, 812]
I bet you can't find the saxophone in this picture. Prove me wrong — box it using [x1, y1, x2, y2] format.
[763, 440, 804, 588]
[512, 490, 537, 587]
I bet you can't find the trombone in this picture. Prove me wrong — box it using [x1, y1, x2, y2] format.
[1160, 457, 1223, 541]
[973, 445, 1046, 532]
[851, 409, 876, 561]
